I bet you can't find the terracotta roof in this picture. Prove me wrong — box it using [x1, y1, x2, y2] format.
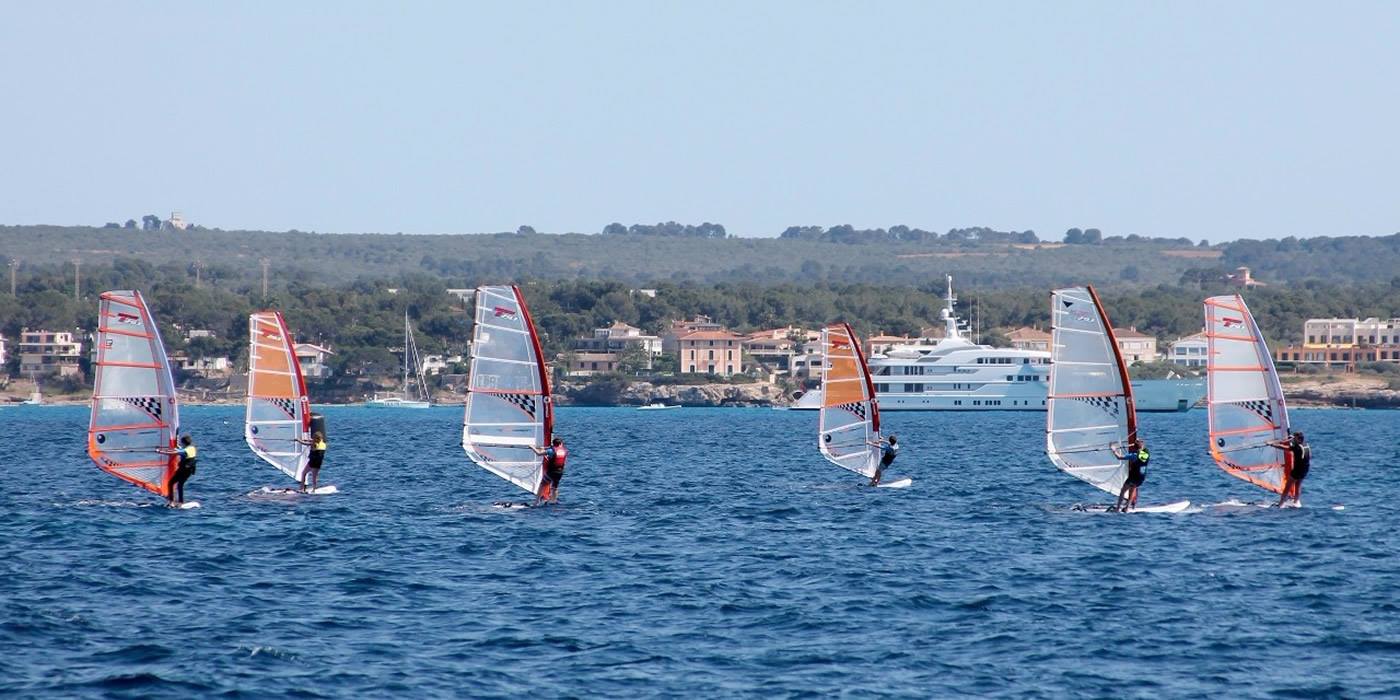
[678, 330, 745, 341]
[1112, 327, 1156, 339]
[1005, 327, 1051, 341]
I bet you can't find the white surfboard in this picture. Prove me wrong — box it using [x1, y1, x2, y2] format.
[175, 501, 201, 510]
[876, 477, 912, 489]
[1073, 500, 1191, 513]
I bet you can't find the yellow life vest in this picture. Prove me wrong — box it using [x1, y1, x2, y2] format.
[183, 445, 197, 459]
[314, 440, 327, 451]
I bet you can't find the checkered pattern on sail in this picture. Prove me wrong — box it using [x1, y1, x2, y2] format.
[1237, 399, 1272, 422]
[122, 396, 164, 420]
[1076, 395, 1121, 417]
[837, 401, 866, 421]
[502, 392, 537, 420]
[270, 397, 297, 418]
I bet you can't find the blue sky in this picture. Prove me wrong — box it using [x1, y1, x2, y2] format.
[1, 1, 1396, 241]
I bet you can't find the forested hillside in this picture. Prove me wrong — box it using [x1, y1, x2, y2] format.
[2, 225, 1396, 290]
[4, 257, 1397, 386]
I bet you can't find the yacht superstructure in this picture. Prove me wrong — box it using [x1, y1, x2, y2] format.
[793, 277, 1204, 412]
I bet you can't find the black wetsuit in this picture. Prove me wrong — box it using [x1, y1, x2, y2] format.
[1290, 442, 1311, 481]
[308, 443, 326, 471]
[169, 445, 196, 501]
[1125, 450, 1148, 487]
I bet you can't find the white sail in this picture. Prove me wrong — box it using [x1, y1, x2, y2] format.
[245, 311, 311, 482]
[462, 285, 552, 495]
[88, 290, 180, 496]
[1205, 295, 1290, 493]
[818, 322, 881, 478]
[1046, 286, 1137, 495]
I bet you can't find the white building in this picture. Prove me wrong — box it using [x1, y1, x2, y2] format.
[181, 356, 232, 377]
[1302, 317, 1400, 347]
[19, 330, 83, 377]
[1168, 332, 1208, 367]
[1113, 327, 1158, 365]
[0, 333, 6, 366]
[294, 343, 335, 380]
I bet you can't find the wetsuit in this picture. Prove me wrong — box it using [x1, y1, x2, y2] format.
[1290, 442, 1311, 482]
[872, 441, 898, 484]
[542, 445, 567, 500]
[1125, 447, 1149, 487]
[307, 439, 326, 473]
[169, 444, 196, 502]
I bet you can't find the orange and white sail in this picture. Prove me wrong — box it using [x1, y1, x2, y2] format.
[1205, 295, 1289, 493]
[245, 311, 312, 482]
[1046, 285, 1138, 495]
[818, 322, 882, 478]
[88, 290, 180, 496]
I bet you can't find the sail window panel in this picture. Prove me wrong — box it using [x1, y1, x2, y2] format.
[100, 329, 158, 368]
[471, 358, 542, 393]
[1050, 369, 1117, 398]
[97, 366, 162, 398]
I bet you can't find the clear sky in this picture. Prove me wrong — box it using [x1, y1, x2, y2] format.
[2, 1, 1397, 241]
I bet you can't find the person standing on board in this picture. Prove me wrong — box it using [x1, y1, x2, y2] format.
[867, 434, 899, 487]
[158, 435, 198, 507]
[530, 437, 568, 504]
[1110, 439, 1149, 512]
[1270, 432, 1311, 507]
[295, 431, 327, 493]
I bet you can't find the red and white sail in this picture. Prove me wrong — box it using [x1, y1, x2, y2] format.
[1046, 286, 1138, 495]
[246, 311, 312, 482]
[462, 286, 553, 495]
[818, 322, 882, 478]
[1205, 294, 1290, 493]
[88, 290, 180, 496]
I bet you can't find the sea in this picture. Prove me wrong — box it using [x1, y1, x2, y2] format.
[2, 405, 1398, 698]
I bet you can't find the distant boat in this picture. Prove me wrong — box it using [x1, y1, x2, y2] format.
[366, 311, 432, 409]
[246, 311, 312, 484]
[462, 285, 554, 499]
[638, 403, 679, 411]
[1205, 295, 1290, 495]
[87, 290, 181, 499]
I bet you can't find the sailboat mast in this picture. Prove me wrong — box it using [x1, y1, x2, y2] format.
[402, 310, 411, 396]
[1086, 284, 1137, 442]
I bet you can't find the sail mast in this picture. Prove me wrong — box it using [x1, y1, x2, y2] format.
[1087, 285, 1137, 443]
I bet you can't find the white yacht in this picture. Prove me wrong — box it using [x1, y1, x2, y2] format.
[793, 277, 1205, 412]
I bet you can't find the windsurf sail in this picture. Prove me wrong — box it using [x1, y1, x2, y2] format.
[1047, 286, 1137, 495]
[87, 290, 180, 496]
[245, 311, 312, 482]
[462, 285, 552, 495]
[818, 322, 882, 478]
[1205, 294, 1289, 493]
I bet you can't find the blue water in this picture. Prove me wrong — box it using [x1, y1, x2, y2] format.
[2, 405, 1398, 698]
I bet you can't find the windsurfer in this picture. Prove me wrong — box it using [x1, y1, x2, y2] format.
[158, 435, 197, 507]
[295, 431, 327, 493]
[1110, 439, 1148, 512]
[530, 437, 567, 504]
[1270, 432, 1311, 506]
[867, 434, 898, 486]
